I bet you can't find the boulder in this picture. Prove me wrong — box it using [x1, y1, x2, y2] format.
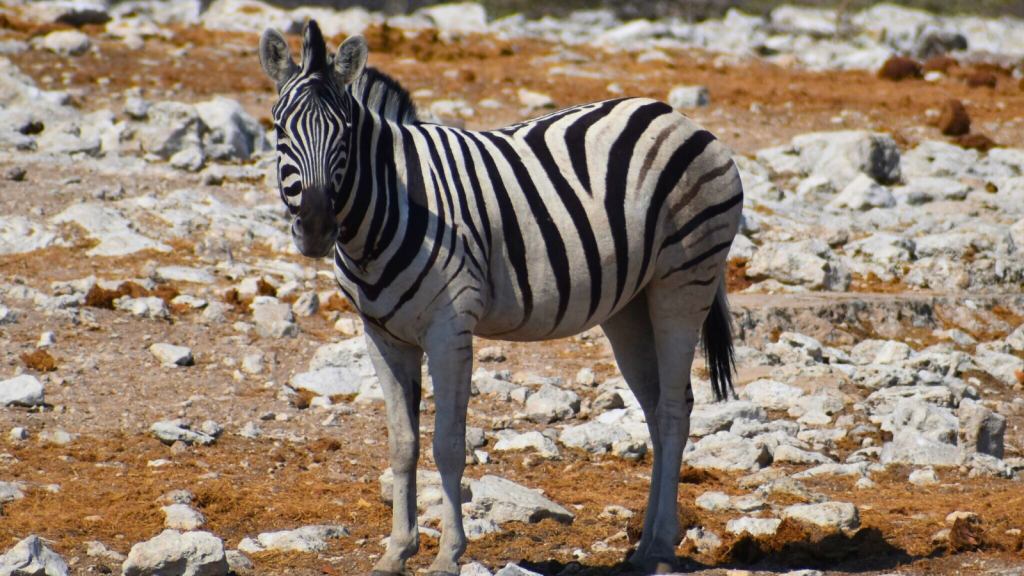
[558, 421, 630, 454]
[958, 399, 1005, 459]
[0, 375, 44, 407]
[289, 367, 363, 397]
[194, 96, 267, 160]
[151, 420, 216, 446]
[790, 131, 902, 190]
[690, 401, 768, 436]
[250, 298, 297, 339]
[746, 239, 851, 291]
[684, 527, 723, 553]
[0, 534, 69, 576]
[469, 475, 574, 525]
[741, 379, 802, 409]
[972, 351, 1024, 388]
[881, 398, 958, 444]
[494, 431, 560, 458]
[246, 525, 349, 553]
[830, 173, 896, 211]
[773, 445, 834, 465]
[523, 384, 580, 424]
[880, 431, 958, 466]
[162, 504, 207, 531]
[136, 101, 204, 160]
[122, 530, 228, 576]
[684, 432, 772, 472]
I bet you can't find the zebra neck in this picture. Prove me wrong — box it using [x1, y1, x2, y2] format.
[334, 103, 411, 269]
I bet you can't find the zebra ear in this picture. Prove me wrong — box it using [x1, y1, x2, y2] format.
[334, 34, 368, 87]
[259, 28, 297, 90]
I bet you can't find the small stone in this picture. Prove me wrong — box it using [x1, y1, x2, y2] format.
[162, 504, 207, 530]
[151, 420, 215, 446]
[575, 367, 596, 387]
[517, 89, 553, 109]
[469, 475, 574, 525]
[524, 384, 580, 424]
[476, 346, 505, 362]
[254, 524, 349, 552]
[592, 390, 624, 412]
[668, 85, 710, 109]
[293, 291, 319, 317]
[36, 332, 55, 349]
[909, 468, 940, 486]
[41, 30, 92, 56]
[946, 511, 980, 524]
[695, 491, 732, 512]
[684, 526, 723, 554]
[150, 343, 194, 367]
[225, 550, 253, 576]
[4, 166, 26, 181]
[9, 427, 28, 440]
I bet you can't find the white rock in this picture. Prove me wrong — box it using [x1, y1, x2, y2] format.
[250, 299, 297, 339]
[524, 384, 580, 423]
[137, 101, 204, 160]
[773, 445, 834, 465]
[293, 292, 319, 317]
[909, 468, 940, 486]
[469, 475, 574, 525]
[379, 468, 472, 511]
[156, 266, 215, 284]
[684, 526, 723, 553]
[290, 366, 364, 398]
[255, 525, 349, 553]
[122, 530, 227, 576]
[194, 96, 267, 160]
[117, 296, 169, 319]
[830, 173, 896, 211]
[958, 398, 1006, 459]
[690, 401, 768, 436]
[0, 375, 44, 407]
[881, 398, 957, 445]
[162, 504, 207, 530]
[201, 0, 296, 33]
[972, 351, 1024, 388]
[151, 420, 215, 446]
[695, 491, 732, 511]
[726, 517, 781, 536]
[150, 343, 194, 366]
[880, 431, 958, 466]
[0, 216, 58, 255]
[684, 432, 772, 472]
[740, 379, 805, 411]
[494, 564, 543, 576]
[461, 561, 494, 576]
[746, 239, 850, 291]
[40, 30, 91, 56]
[51, 204, 169, 257]
[415, 2, 488, 33]
[558, 421, 630, 454]
[494, 430, 560, 458]
[0, 534, 69, 576]
[790, 131, 901, 190]
[0, 481, 25, 503]
[782, 502, 860, 531]
[517, 89, 553, 110]
[668, 85, 710, 109]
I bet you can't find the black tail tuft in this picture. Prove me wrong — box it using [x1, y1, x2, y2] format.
[702, 282, 736, 402]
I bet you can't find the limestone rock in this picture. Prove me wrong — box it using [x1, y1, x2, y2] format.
[0, 375, 44, 407]
[122, 530, 227, 576]
[469, 475, 574, 525]
[0, 534, 69, 576]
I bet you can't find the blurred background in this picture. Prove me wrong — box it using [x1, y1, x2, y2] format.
[233, 0, 1024, 20]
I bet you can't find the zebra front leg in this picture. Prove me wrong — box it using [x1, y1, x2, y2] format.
[364, 326, 425, 576]
[423, 323, 474, 575]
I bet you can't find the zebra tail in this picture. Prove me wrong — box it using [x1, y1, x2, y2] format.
[701, 280, 736, 402]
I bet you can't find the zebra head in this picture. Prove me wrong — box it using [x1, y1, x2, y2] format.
[259, 21, 368, 258]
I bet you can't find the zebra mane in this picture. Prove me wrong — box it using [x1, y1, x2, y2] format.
[346, 66, 419, 125]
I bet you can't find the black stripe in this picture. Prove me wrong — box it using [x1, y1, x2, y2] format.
[604, 101, 674, 312]
[660, 193, 743, 251]
[451, 131, 495, 297]
[421, 129, 459, 271]
[564, 99, 625, 197]
[438, 130, 488, 268]
[358, 117, 397, 265]
[464, 131, 533, 331]
[339, 104, 374, 242]
[480, 132, 572, 334]
[379, 159, 448, 324]
[632, 130, 717, 295]
[522, 114, 603, 328]
[661, 240, 733, 279]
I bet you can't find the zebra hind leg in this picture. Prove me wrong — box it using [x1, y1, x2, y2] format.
[598, 292, 664, 568]
[639, 280, 716, 573]
[364, 328, 425, 576]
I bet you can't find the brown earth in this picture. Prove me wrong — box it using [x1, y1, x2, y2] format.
[1, 22, 1024, 576]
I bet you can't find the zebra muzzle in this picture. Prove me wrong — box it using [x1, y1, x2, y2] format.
[291, 186, 338, 259]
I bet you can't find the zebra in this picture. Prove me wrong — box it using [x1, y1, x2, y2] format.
[259, 20, 743, 575]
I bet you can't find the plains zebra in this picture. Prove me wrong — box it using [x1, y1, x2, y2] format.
[260, 21, 743, 575]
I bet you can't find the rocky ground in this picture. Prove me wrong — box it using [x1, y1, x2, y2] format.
[2, 1, 1024, 576]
